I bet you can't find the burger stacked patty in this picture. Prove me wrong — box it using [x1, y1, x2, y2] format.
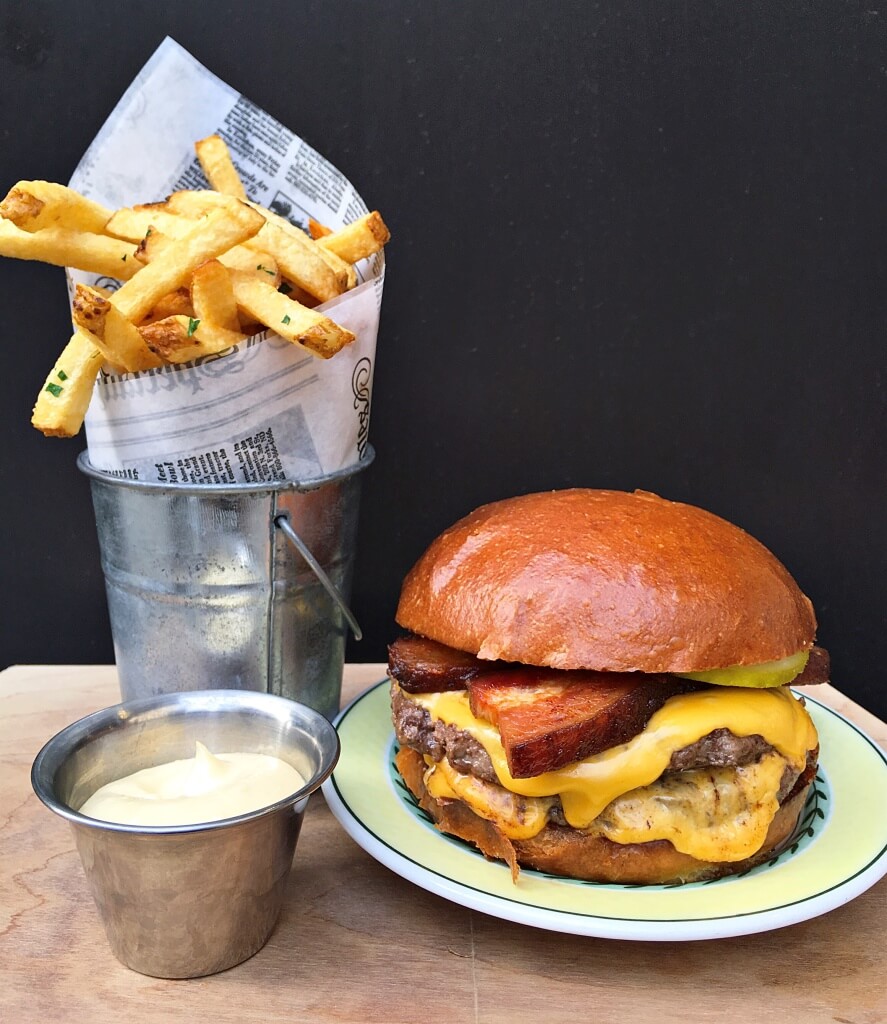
[389, 633, 824, 841]
[393, 683, 499, 781]
[391, 683, 811, 820]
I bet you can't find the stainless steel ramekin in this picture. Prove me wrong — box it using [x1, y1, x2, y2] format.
[31, 689, 339, 978]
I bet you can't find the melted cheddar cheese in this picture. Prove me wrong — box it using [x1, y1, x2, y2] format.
[404, 685, 817, 862]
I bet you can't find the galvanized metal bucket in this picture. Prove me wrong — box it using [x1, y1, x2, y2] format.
[78, 449, 374, 720]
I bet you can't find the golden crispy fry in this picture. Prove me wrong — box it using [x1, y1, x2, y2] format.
[319, 211, 390, 263]
[105, 204, 190, 242]
[312, 236, 358, 290]
[111, 202, 264, 323]
[134, 223, 279, 287]
[230, 271, 355, 359]
[7, 145, 389, 440]
[1, 188, 44, 226]
[139, 314, 246, 363]
[103, 306, 164, 371]
[166, 188, 266, 222]
[132, 225, 175, 265]
[72, 284, 162, 372]
[1, 181, 112, 233]
[31, 331, 104, 437]
[134, 229, 270, 285]
[247, 218, 341, 301]
[0, 219, 138, 278]
[141, 287, 194, 324]
[167, 190, 347, 299]
[164, 189, 227, 217]
[190, 260, 240, 332]
[218, 245, 280, 284]
[195, 134, 247, 200]
[260, 204, 357, 287]
[71, 283, 110, 333]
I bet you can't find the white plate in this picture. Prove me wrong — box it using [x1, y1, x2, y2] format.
[323, 682, 887, 940]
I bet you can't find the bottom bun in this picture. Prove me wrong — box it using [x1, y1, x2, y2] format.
[395, 746, 815, 885]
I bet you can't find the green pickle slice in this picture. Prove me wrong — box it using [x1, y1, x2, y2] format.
[677, 650, 809, 688]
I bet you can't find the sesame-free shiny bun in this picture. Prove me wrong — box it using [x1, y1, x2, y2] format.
[395, 489, 816, 673]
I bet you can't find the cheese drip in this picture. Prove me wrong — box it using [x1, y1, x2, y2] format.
[420, 749, 790, 860]
[424, 754, 555, 839]
[596, 751, 788, 860]
[406, 686, 816, 837]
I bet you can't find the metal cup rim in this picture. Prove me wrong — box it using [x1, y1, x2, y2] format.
[76, 445, 375, 496]
[31, 688, 340, 836]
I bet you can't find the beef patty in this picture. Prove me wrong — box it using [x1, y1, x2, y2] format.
[391, 682, 806, 808]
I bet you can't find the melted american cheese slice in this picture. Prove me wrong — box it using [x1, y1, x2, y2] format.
[406, 685, 817, 861]
[425, 754, 555, 839]
[596, 751, 788, 860]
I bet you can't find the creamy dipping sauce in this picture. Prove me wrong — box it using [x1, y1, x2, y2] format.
[79, 742, 306, 826]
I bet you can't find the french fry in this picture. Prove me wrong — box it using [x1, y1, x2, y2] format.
[165, 188, 230, 217]
[110, 202, 264, 323]
[0, 219, 138, 279]
[190, 260, 240, 332]
[1, 141, 389, 439]
[105, 204, 190, 242]
[195, 134, 247, 200]
[167, 190, 348, 298]
[319, 211, 390, 263]
[134, 228, 272, 289]
[135, 224, 280, 287]
[139, 314, 246, 363]
[71, 283, 110, 333]
[1, 181, 112, 234]
[262, 210, 358, 288]
[132, 225, 176, 266]
[103, 306, 164, 371]
[141, 287, 194, 324]
[247, 218, 341, 301]
[31, 331, 104, 437]
[312, 235, 358, 290]
[218, 245, 280, 283]
[72, 284, 162, 372]
[1, 188, 44, 227]
[230, 271, 355, 359]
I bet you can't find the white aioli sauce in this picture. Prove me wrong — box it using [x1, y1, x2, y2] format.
[79, 742, 306, 826]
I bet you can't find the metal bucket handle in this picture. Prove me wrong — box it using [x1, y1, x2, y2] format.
[274, 513, 363, 641]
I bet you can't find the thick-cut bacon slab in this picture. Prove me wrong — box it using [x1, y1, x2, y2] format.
[467, 670, 700, 778]
[388, 634, 494, 692]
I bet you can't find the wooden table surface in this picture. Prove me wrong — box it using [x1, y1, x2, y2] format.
[2, 665, 886, 1024]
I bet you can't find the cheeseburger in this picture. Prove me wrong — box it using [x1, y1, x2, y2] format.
[389, 489, 827, 884]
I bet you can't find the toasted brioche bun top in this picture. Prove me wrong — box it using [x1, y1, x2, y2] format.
[396, 489, 816, 673]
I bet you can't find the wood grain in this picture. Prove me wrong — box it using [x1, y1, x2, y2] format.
[1, 666, 885, 1024]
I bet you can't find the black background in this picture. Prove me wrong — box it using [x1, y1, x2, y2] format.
[1, 2, 885, 717]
